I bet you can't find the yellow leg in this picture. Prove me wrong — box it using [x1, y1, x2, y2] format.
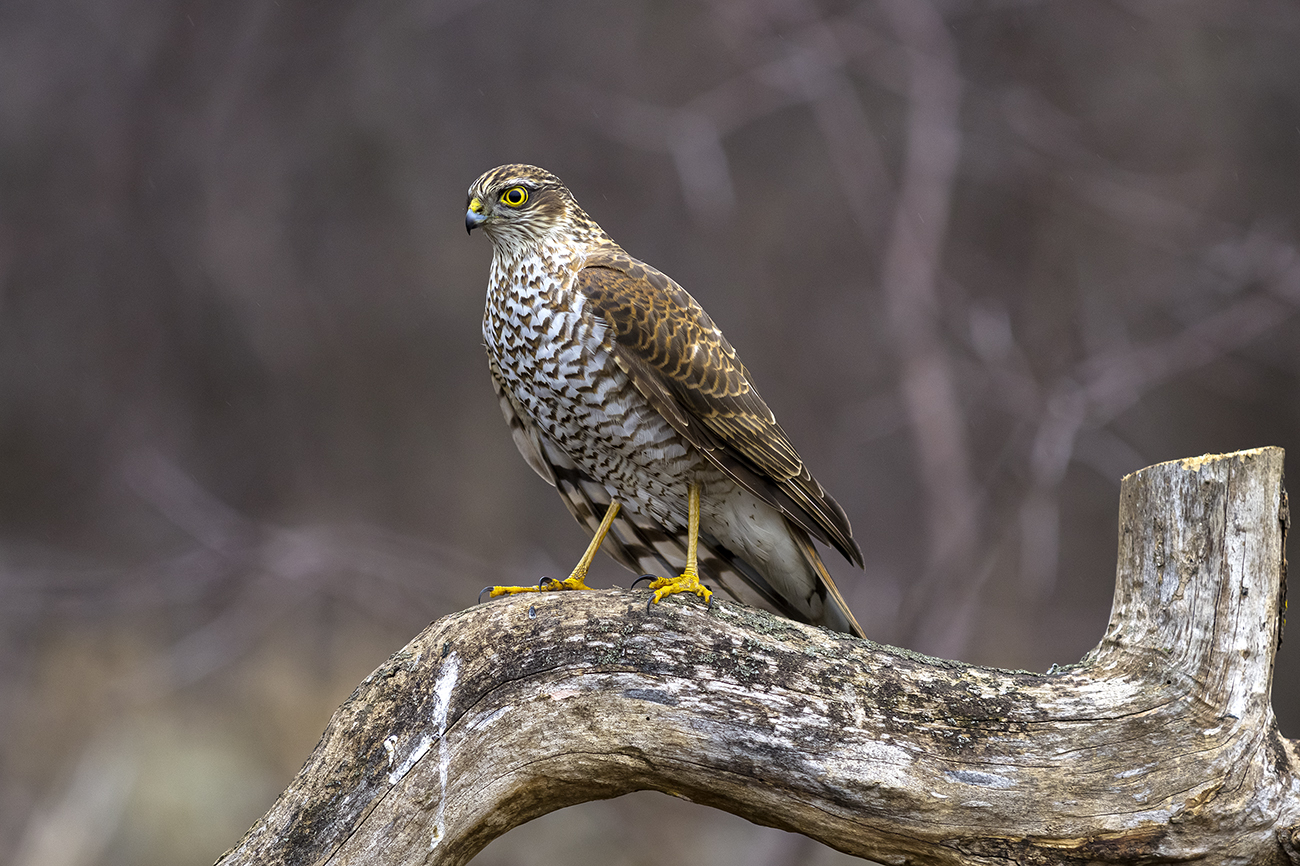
[645, 481, 713, 608]
[483, 501, 621, 599]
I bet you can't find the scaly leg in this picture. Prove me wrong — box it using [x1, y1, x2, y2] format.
[482, 500, 621, 598]
[645, 481, 713, 608]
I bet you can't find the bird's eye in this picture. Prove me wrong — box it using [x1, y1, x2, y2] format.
[500, 186, 529, 208]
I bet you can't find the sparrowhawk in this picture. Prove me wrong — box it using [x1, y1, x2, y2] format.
[466, 164, 865, 637]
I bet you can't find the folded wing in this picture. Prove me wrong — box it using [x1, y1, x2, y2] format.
[576, 251, 863, 569]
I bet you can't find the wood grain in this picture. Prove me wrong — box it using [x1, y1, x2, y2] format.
[218, 448, 1300, 866]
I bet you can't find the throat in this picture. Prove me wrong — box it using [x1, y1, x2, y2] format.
[490, 235, 582, 284]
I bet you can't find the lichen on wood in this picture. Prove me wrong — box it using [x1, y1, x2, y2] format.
[217, 448, 1300, 866]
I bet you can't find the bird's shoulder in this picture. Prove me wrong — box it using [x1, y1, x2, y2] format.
[577, 255, 789, 469]
[574, 249, 739, 381]
[572, 247, 773, 431]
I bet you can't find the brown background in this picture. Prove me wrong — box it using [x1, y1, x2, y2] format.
[3, 2, 1298, 865]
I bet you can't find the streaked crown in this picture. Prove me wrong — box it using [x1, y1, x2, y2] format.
[465, 164, 609, 253]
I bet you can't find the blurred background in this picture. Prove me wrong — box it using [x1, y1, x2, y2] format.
[2, 0, 1298, 864]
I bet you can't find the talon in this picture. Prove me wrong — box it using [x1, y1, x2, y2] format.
[539, 576, 557, 589]
[646, 567, 712, 611]
[631, 574, 656, 589]
[478, 586, 494, 604]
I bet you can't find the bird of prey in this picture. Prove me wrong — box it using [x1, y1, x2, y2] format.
[466, 164, 865, 637]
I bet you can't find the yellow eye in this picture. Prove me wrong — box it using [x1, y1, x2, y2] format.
[500, 186, 529, 207]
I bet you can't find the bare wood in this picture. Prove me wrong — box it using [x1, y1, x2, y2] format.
[218, 448, 1300, 866]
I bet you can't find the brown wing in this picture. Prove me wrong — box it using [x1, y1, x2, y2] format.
[577, 251, 863, 568]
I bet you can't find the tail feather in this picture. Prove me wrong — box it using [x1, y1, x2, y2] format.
[794, 532, 867, 639]
[543, 441, 865, 637]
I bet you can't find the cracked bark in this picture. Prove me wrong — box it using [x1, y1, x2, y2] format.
[217, 448, 1299, 865]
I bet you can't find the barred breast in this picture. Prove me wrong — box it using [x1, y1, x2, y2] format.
[483, 250, 725, 530]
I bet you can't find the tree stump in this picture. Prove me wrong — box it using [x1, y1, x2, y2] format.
[217, 448, 1299, 865]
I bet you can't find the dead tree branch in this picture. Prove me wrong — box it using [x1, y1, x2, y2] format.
[219, 448, 1299, 865]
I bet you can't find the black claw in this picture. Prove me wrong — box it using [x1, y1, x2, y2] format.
[646, 595, 657, 614]
[705, 587, 715, 611]
[538, 576, 556, 589]
[631, 574, 656, 589]
[478, 586, 495, 604]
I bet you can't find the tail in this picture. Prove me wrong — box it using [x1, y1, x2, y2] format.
[796, 534, 867, 638]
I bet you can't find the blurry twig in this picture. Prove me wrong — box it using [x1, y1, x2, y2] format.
[874, 0, 979, 655]
[1, 451, 510, 696]
[989, 78, 1300, 593]
[971, 240, 1300, 593]
[552, 10, 899, 224]
[10, 729, 138, 866]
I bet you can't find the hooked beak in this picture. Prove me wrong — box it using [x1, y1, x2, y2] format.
[466, 197, 488, 234]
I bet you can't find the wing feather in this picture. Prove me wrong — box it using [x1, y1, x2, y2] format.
[576, 252, 863, 568]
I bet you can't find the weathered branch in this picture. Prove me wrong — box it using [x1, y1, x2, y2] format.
[218, 448, 1299, 865]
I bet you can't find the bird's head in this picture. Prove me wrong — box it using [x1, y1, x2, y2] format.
[465, 164, 601, 253]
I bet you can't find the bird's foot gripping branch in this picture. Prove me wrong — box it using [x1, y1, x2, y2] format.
[219, 448, 1299, 866]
